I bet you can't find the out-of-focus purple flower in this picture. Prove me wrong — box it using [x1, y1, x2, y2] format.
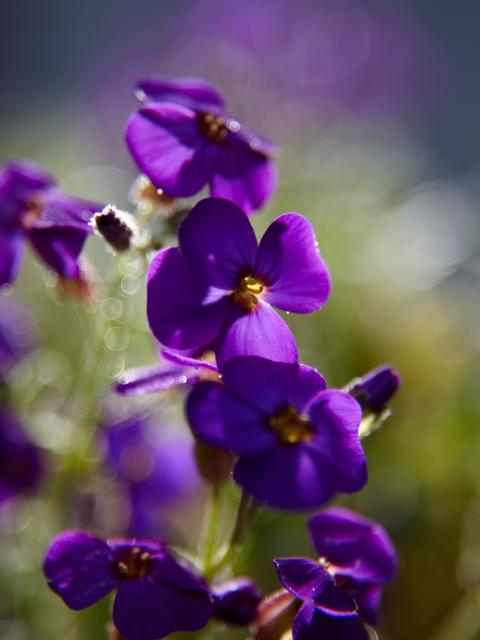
[273, 507, 397, 639]
[147, 197, 330, 367]
[126, 77, 278, 214]
[212, 577, 262, 626]
[0, 159, 102, 286]
[0, 296, 37, 378]
[115, 348, 219, 397]
[43, 532, 212, 640]
[101, 411, 201, 537]
[348, 365, 401, 415]
[187, 357, 365, 510]
[0, 407, 43, 503]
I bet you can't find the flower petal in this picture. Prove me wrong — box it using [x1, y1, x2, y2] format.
[292, 603, 369, 640]
[273, 557, 356, 616]
[114, 555, 212, 640]
[221, 356, 326, 415]
[233, 443, 339, 510]
[216, 302, 298, 368]
[43, 531, 117, 610]
[308, 507, 397, 584]
[256, 213, 331, 312]
[147, 247, 229, 351]
[210, 140, 277, 214]
[126, 103, 218, 197]
[179, 197, 258, 289]
[307, 392, 367, 493]
[136, 77, 226, 110]
[28, 227, 88, 278]
[186, 381, 274, 456]
[0, 232, 23, 286]
[115, 364, 193, 396]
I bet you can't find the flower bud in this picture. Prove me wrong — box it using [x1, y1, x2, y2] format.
[348, 365, 401, 415]
[194, 440, 233, 485]
[212, 577, 262, 626]
[91, 205, 136, 252]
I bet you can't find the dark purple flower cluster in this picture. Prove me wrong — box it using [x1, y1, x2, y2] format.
[27, 74, 402, 640]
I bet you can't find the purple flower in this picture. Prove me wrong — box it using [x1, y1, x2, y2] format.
[0, 407, 43, 503]
[147, 197, 330, 367]
[43, 532, 213, 640]
[0, 296, 37, 379]
[101, 411, 201, 537]
[0, 159, 102, 285]
[126, 77, 278, 214]
[115, 348, 219, 396]
[186, 356, 366, 510]
[273, 507, 397, 639]
[348, 365, 401, 415]
[212, 577, 262, 626]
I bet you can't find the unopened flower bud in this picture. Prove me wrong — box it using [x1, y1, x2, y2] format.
[348, 365, 401, 415]
[194, 441, 233, 485]
[212, 577, 262, 626]
[91, 205, 136, 252]
[250, 590, 297, 640]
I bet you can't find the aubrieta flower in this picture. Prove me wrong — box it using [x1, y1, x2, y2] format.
[348, 365, 401, 416]
[0, 407, 43, 503]
[115, 348, 219, 396]
[212, 577, 262, 626]
[43, 532, 213, 640]
[273, 508, 397, 640]
[126, 76, 278, 214]
[101, 411, 200, 537]
[0, 159, 102, 286]
[187, 356, 366, 509]
[147, 197, 330, 367]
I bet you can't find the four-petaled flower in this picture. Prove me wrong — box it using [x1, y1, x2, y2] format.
[0, 159, 102, 286]
[147, 197, 330, 368]
[126, 76, 278, 214]
[43, 532, 212, 640]
[273, 507, 397, 639]
[187, 356, 366, 509]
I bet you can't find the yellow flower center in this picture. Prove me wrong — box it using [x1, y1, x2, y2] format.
[116, 547, 151, 580]
[269, 405, 313, 444]
[198, 113, 228, 143]
[232, 275, 265, 311]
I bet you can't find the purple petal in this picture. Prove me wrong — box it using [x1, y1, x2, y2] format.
[216, 302, 298, 368]
[273, 557, 356, 616]
[2, 159, 55, 195]
[136, 77, 226, 110]
[0, 232, 23, 286]
[221, 357, 326, 415]
[233, 443, 339, 510]
[186, 381, 274, 456]
[179, 197, 258, 289]
[125, 103, 218, 197]
[115, 363, 193, 396]
[28, 227, 88, 278]
[212, 577, 262, 625]
[233, 122, 280, 157]
[114, 554, 211, 640]
[293, 603, 368, 640]
[146, 247, 230, 351]
[256, 214, 331, 313]
[307, 391, 367, 492]
[30, 190, 100, 231]
[43, 531, 117, 610]
[308, 507, 397, 584]
[161, 347, 218, 373]
[353, 584, 383, 626]
[210, 140, 277, 214]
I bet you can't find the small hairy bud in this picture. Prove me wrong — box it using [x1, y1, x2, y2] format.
[91, 205, 136, 252]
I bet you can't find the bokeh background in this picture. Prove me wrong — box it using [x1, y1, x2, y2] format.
[1, 1, 480, 639]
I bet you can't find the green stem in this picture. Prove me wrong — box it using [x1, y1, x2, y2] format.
[205, 492, 258, 580]
[203, 484, 221, 572]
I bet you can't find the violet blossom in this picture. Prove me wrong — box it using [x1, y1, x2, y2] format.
[211, 577, 262, 626]
[126, 76, 278, 214]
[146, 197, 330, 367]
[43, 532, 212, 640]
[186, 356, 366, 510]
[348, 365, 401, 416]
[273, 507, 397, 639]
[0, 159, 102, 286]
